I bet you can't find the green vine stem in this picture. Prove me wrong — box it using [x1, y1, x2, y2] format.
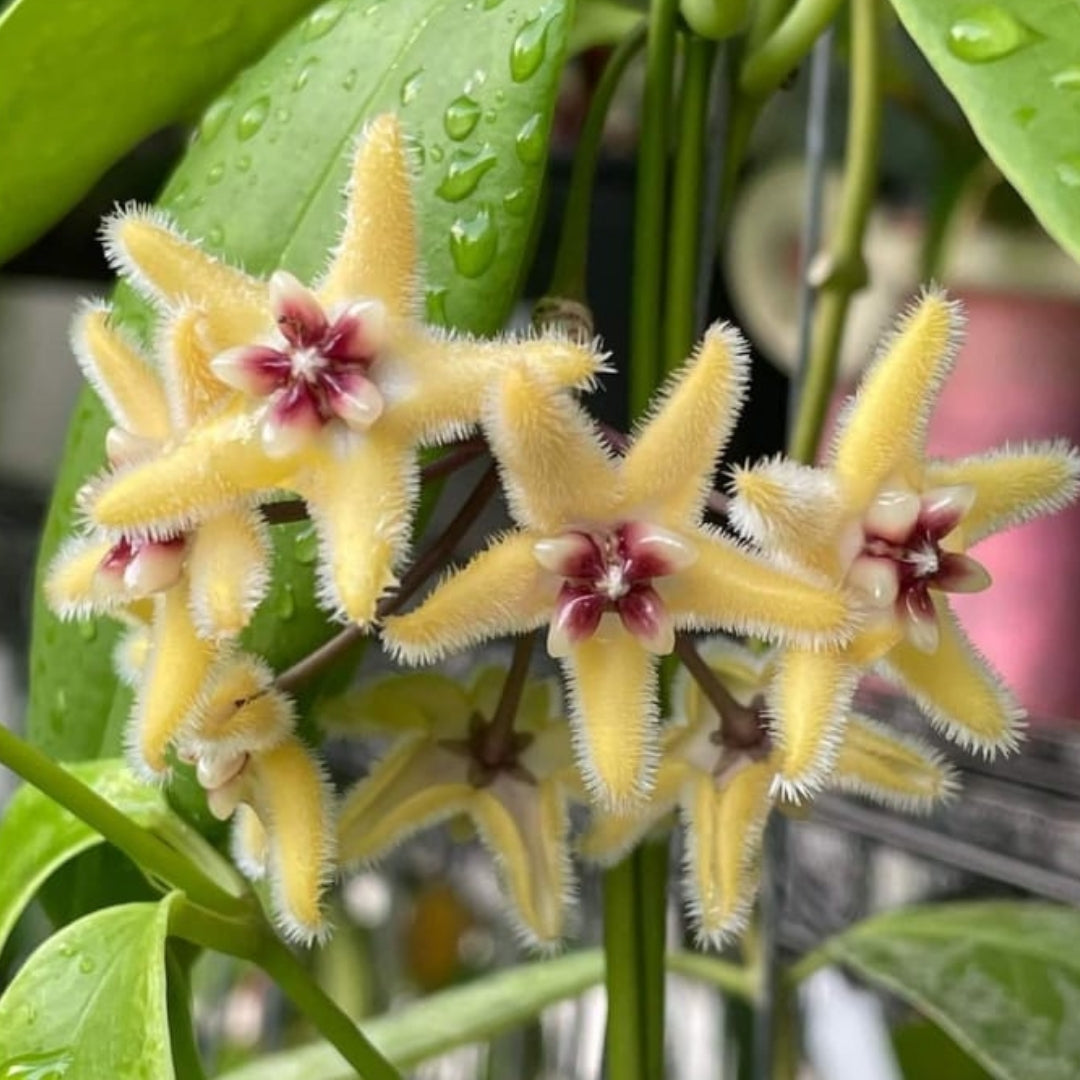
[169, 897, 402, 1080]
[663, 34, 717, 373]
[602, 857, 642, 1080]
[549, 21, 647, 302]
[629, 0, 680, 417]
[636, 836, 670, 1078]
[787, 0, 882, 465]
[739, 0, 845, 98]
[0, 723, 248, 917]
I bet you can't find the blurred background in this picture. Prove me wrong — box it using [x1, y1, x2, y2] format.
[3, 12, 1080, 1078]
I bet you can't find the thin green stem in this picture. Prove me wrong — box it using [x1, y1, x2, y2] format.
[666, 950, 758, 1002]
[636, 838, 670, 1078]
[663, 34, 717, 372]
[746, 0, 795, 51]
[549, 21, 647, 300]
[787, 0, 882, 464]
[629, 0, 680, 417]
[0, 724, 247, 917]
[740, 0, 845, 98]
[170, 897, 402, 1080]
[602, 858, 642, 1080]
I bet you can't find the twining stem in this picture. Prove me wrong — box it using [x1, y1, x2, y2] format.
[169, 897, 402, 1080]
[0, 724, 248, 918]
[549, 21, 647, 302]
[273, 466, 498, 693]
[636, 835, 670, 1077]
[739, 0, 845, 98]
[629, 0, 680, 417]
[787, 0, 882, 464]
[663, 34, 717, 373]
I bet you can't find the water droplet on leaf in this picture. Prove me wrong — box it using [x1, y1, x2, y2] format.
[237, 97, 271, 140]
[1052, 66, 1080, 91]
[236, 154, 252, 173]
[502, 187, 529, 216]
[946, 7, 1037, 63]
[400, 69, 424, 105]
[295, 528, 319, 565]
[207, 224, 225, 247]
[303, 0, 346, 40]
[436, 146, 497, 201]
[444, 95, 482, 140]
[425, 287, 449, 325]
[207, 162, 225, 185]
[450, 206, 498, 277]
[0, 1048, 74, 1079]
[78, 621, 97, 643]
[515, 114, 545, 165]
[342, 68, 358, 91]
[1012, 105, 1036, 128]
[294, 58, 319, 91]
[278, 585, 296, 620]
[1056, 155, 1080, 187]
[510, 11, 550, 81]
[198, 96, 234, 143]
[430, 144, 445, 163]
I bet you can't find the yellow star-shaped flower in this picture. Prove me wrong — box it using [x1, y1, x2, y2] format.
[45, 305, 272, 775]
[336, 665, 576, 948]
[85, 113, 602, 625]
[177, 653, 336, 944]
[384, 327, 854, 809]
[580, 639, 955, 944]
[729, 290, 1079, 796]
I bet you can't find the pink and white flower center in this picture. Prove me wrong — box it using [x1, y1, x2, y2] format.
[99, 534, 187, 597]
[211, 270, 387, 458]
[846, 484, 990, 653]
[534, 522, 696, 657]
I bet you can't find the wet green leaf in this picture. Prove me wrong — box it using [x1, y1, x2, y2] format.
[890, 0, 1080, 264]
[29, 0, 573, 764]
[810, 902, 1080, 1080]
[0, 0, 322, 263]
[0, 896, 179, 1079]
[219, 949, 603, 1080]
[0, 760, 239, 952]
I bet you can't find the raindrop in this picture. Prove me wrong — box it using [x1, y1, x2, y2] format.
[1012, 105, 1036, 128]
[515, 114, 545, 165]
[1052, 66, 1080, 91]
[483, 108, 497, 124]
[207, 162, 226, 185]
[510, 8, 554, 81]
[502, 187, 529, 216]
[494, 89, 506, 104]
[430, 144, 445, 163]
[275, 106, 291, 124]
[78, 621, 97, 643]
[449, 205, 498, 277]
[946, 7, 1037, 63]
[294, 57, 319, 91]
[444, 95, 482, 141]
[425, 287, 449, 325]
[237, 97, 271, 141]
[207, 224, 225, 247]
[0, 1048, 74, 1079]
[295, 528, 319, 565]
[1056, 155, 1080, 188]
[77, 955, 96, 974]
[236, 154, 252, 173]
[168, 181, 190, 208]
[303, 0, 347, 41]
[483, 0, 505, 7]
[436, 146, 497, 201]
[278, 585, 296, 620]
[198, 96, 234, 144]
[342, 68, 359, 91]
[400, 69, 424, 105]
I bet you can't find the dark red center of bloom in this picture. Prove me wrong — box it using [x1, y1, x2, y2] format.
[537, 522, 695, 656]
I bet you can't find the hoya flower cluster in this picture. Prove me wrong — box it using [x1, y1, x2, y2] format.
[47, 112, 1078, 949]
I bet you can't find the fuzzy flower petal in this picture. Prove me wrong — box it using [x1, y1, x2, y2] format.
[159, 306, 236, 428]
[925, 442, 1080, 546]
[621, 324, 748, 527]
[830, 290, 962, 508]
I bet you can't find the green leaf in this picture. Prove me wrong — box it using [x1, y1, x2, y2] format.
[219, 949, 603, 1080]
[807, 902, 1080, 1080]
[569, 0, 641, 52]
[29, 0, 573, 763]
[0, 760, 239, 954]
[894, 1020, 994, 1080]
[888, 0, 1080, 264]
[0, 0, 322, 264]
[0, 896, 180, 1079]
